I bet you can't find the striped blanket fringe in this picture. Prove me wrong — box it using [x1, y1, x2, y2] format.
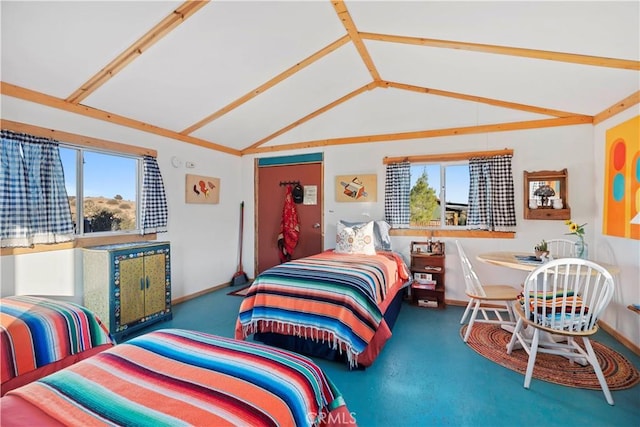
[242, 320, 359, 367]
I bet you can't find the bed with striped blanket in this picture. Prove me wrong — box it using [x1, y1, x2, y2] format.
[1, 296, 114, 396]
[235, 250, 411, 368]
[0, 329, 356, 427]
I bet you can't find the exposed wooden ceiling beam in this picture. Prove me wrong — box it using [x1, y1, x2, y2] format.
[332, 1, 381, 81]
[2, 81, 240, 156]
[180, 35, 351, 135]
[382, 81, 590, 119]
[66, 0, 209, 104]
[1, 118, 158, 157]
[360, 32, 640, 71]
[243, 82, 378, 151]
[593, 91, 640, 124]
[242, 116, 593, 155]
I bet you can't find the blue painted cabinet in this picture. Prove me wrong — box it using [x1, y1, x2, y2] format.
[83, 241, 172, 342]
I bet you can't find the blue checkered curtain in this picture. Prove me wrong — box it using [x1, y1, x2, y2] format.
[384, 161, 411, 228]
[140, 155, 168, 234]
[1, 130, 74, 247]
[467, 154, 516, 231]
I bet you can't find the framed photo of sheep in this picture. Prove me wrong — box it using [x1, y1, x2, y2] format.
[186, 174, 220, 204]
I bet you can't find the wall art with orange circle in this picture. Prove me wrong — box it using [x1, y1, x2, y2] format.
[604, 115, 639, 240]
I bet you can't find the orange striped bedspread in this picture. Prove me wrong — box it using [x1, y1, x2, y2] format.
[1, 329, 356, 427]
[1, 296, 113, 392]
[236, 250, 411, 367]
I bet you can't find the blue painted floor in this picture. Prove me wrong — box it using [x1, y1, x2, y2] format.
[124, 287, 640, 427]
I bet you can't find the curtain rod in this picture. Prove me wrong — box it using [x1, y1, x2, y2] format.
[383, 148, 513, 164]
[1, 119, 157, 158]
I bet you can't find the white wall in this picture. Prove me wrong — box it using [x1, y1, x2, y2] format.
[593, 107, 640, 347]
[0, 95, 243, 301]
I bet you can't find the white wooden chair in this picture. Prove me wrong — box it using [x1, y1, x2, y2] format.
[546, 238, 576, 258]
[456, 241, 520, 342]
[507, 258, 616, 405]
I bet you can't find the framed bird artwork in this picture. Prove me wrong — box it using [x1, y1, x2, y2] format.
[185, 174, 220, 204]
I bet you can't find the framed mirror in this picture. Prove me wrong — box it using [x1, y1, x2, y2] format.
[523, 169, 571, 220]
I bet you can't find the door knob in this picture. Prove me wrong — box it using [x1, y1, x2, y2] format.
[313, 223, 321, 228]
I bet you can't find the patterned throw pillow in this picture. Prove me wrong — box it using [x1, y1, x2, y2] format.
[335, 221, 376, 255]
[338, 220, 392, 251]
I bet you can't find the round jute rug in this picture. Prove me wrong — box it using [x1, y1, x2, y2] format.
[461, 323, 640, 390]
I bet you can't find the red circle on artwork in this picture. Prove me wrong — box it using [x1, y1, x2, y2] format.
[612, 139, 625, 170]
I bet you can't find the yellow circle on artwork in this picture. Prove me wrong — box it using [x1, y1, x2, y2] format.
[636, 187, 640, 212]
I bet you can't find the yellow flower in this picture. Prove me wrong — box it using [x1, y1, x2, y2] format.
[565, 218, 587, 238]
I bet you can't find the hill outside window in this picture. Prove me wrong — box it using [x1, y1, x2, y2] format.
[60, 147, 139, 235]
[60, 147, 168, 237]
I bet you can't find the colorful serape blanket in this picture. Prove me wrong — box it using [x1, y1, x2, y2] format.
[518, 290, 587, 313]
[1, 296, 113, 384]
[236, 250, 410, 366]
[7, 329, 351, 427]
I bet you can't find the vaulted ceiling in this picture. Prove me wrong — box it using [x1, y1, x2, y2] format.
[2, 1, 639, 157]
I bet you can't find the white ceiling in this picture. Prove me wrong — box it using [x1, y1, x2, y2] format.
[2, 1, 639, 155]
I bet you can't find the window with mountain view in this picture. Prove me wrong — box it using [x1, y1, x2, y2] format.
[59, 147, 139, 235]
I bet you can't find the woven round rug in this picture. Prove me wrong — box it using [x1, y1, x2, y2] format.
[461, 323, 640, 390]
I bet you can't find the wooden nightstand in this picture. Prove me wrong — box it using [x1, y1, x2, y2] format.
[410, 241, 446, 309]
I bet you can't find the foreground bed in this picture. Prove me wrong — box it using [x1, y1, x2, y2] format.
[1, 295, 114, 396]
[235, 249, 411, 368]
[1, 328, 355, 427]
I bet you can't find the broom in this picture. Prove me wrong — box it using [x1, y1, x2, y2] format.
[230, 201, 249, 286]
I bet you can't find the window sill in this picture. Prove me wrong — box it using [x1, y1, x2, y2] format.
[1, 233, 157, 256]
[389, 229, 515, 239]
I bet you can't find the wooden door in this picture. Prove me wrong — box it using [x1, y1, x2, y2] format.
[256, 159, 323, 274]
[119, 256, 144, 325]
[144, 253, 167, 316]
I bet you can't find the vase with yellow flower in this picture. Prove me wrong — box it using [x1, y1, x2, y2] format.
[565, 219, 588, 259]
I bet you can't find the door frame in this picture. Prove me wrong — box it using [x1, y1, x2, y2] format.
[254, 153, 324, 275]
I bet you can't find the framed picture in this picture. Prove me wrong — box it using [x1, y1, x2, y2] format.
[335, 174, 377, 202]
[185, 174, 220, 204]
[412, 243, 429, 254]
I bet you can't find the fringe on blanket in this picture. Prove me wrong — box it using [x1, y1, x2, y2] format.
[241, 320, 360, 368]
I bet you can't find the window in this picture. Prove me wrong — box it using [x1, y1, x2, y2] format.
[1, 121, 167, 254]
[59, 146, 140, 235]
[384, 149, 516, 235]
[410, 162, 469, 229]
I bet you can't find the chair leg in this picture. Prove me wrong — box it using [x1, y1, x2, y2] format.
[506, 318, 524, 354]
[460, 299, 474, 324]
[505, 301, 515, 323]
[463, 300, 481, 342]
[582, 337, 614, 405]
[523, 328, 540, 389]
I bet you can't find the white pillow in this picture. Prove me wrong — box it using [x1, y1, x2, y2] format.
[335, 221, 376, 255]
[339, 219, 392, 251]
